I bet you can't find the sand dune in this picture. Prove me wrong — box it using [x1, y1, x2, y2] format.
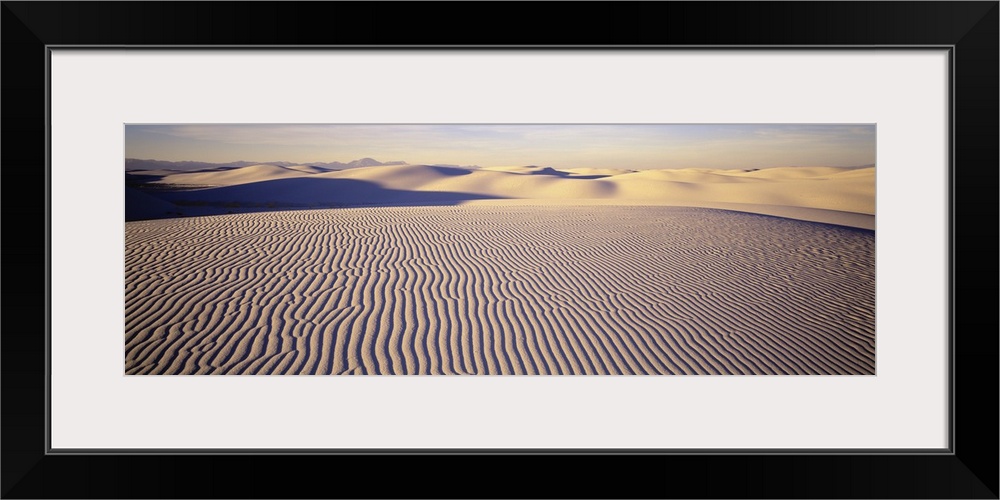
[560, 167, 637, 177]
[479, 165, 630, 179]
[612, 170, 875, 218]
[125, 205, 875, 375]
[146, 164, 313, 187]
[282, 165, 333, 174]
[154, 176, 503, 209]
[741, 166, 869, 179]
[131, 163, 874, 228]
[614, 168, 762, 184]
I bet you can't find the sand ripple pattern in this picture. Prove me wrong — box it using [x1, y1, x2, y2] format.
[125, 206, 875, 375]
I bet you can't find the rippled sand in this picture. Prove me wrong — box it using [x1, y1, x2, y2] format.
[125, 205, 875, 375]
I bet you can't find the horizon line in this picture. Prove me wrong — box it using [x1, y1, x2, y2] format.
[125, 158, 877, 171]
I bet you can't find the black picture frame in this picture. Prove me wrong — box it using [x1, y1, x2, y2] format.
[3, 2, 996, 498]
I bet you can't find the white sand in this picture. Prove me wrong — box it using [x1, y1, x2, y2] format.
[125, 164, 876, 375]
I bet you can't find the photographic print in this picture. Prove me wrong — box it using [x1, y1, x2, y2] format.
[124, 124, 876, 375]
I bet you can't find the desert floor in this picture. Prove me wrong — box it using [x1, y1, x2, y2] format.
[125, 164, 875, 375]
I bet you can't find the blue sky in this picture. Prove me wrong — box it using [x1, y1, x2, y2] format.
[125, 124, 876, 170]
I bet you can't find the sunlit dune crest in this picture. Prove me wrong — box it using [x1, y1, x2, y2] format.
[145, 164, 314, 186]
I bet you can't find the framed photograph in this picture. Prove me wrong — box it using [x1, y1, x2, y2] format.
[4, 2, 996, 498]
[120, 121, 879, 378]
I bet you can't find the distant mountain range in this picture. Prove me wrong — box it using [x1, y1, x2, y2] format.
[125, 157, 409, 172]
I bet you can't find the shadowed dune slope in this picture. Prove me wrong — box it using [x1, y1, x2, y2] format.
[125, 187, 183, 221]
[155, 177, 504, 207]
[125, 205, 875, 375]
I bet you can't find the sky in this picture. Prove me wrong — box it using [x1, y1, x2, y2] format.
[124, 124, 876, 170]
